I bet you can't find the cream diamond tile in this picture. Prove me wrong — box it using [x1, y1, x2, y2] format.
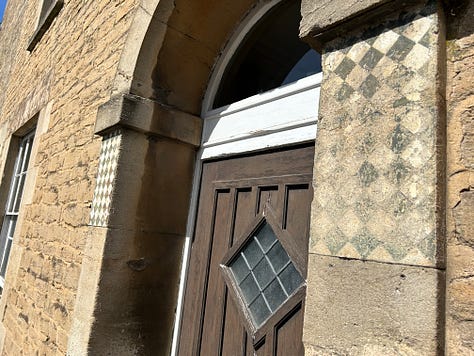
[401, 139, 434, 168]
[402, 15, 433, 43]
[313, 181, 336, 209]
[337, 243, 361, 259]
[369, 144, 396, 172]
[366, 175, 396, 204]
[402, 43, 431, 71]
[400, 249, 433, 266]
[401, 107, 428, 134]
[369, 82, 400, 108]
[346, 40, 371, 63]
[400, 75, 430, 101]
[338, 210, 362, 238]
[312, 238, 332, 255]
[312, 210, 334, 238]
[370, 55, 398, 78]
[402, 210, 428, 241]
[354, 197, 377, 223]
[372, 29, 400, 54]
[366, 209, 396, 238]
[367, 245, 394, 262]
[322, 71, 345, 93]
[346, 92, 368, 118]
[324, 50, 347, 71]
[400, 178, 435, 204]
[345, 64, 370, 89]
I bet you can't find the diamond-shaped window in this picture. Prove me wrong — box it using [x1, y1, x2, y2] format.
[227, 221, 304, 327]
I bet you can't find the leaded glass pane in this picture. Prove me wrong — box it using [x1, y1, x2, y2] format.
[279, 263, 303, 295]
[242, 239, 263, 268]
[231, 255, 249, 284]
[228, 221, 304, 328]
[267, 242, 289, 273]
[248, 295, 271, 326]
[255, 223, 276, 252]
[253, 258, 273, 289]
[240, 274, 259, 303]
[263, 279, 286, 311]
[0, 238, 12, 276]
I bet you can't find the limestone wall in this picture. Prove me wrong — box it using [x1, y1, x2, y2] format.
[446, 1, 474, 354]
[0, 0, 139, 354]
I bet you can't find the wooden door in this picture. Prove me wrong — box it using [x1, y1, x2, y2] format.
[178, 144, 314, 355]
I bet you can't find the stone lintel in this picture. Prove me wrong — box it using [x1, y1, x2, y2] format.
[95, 94, 202, 147]
[300, 0, 426, 50]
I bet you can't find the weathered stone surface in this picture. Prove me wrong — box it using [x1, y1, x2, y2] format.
[446, 0, 474, 353]
[310, 1, 443, 267]
[300, 0, 393, 37]
[303, 254, 444, 355]
[299, 0, 431, 50]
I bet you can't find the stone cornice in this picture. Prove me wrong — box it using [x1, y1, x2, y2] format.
[300, 0, 428, 50]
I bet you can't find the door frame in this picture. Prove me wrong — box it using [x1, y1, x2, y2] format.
[170, 1, 321, 354]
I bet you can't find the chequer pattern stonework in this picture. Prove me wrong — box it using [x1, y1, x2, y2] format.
[311, 1, 442, 266]
[90, 129, 122, 227]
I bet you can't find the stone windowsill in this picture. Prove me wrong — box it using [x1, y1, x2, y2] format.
[27, 0, 64, 52]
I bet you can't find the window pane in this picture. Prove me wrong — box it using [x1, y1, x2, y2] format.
[0, 239, 13, 277]
[242, 239, 263, 268]
[6, 216, 17, 239]
[282, 49, 322, 85]
[240, 274, 259, 304]
[40, 0, 54, 20]
[230, 255, 250, 284]
[279, 263, 303, 295]
[248, 295, 271, 326]
[6, 175, 20, 213]
[263, 279, 287, 312]
[213, 0, 321, 108]
[255, 223, 276, 252]
[253, 258, 273, 289]
[21, 138, 33, 173]
[13, 174, 26, 213]
[267, 242, 289, 273]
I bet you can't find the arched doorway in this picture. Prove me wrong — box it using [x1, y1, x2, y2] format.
[175, 1, 321, 354]
[70, 0, 321, 354]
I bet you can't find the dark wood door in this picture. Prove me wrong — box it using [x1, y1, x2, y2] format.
[178, 144, 314, 356]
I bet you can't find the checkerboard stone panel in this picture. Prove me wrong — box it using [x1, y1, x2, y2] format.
[311, 1, 442, 267]
[90, 129, 122, 227]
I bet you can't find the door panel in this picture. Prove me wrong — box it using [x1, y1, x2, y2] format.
[179, 144, 314, 356]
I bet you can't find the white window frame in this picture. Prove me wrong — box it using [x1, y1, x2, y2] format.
[0, 129, 35, 288]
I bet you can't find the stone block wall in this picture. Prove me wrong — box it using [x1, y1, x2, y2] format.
[0, 0, 139, 354]
[446, 0, 474, 354]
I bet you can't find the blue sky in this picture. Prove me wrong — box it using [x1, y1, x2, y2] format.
[0, 0, 7, 23]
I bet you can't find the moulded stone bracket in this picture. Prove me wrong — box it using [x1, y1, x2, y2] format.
[95, 94, 202, 147]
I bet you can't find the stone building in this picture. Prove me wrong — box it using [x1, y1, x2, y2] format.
[0, 0, 472, 354]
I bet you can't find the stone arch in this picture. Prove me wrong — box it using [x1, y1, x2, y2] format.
[111, 0, 259, 114]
